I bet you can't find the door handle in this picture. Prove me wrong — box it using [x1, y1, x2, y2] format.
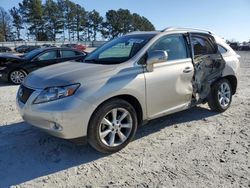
[183, 67, 192, 73]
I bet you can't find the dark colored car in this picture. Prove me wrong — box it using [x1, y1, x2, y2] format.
[0, 46, 12, 52]
[41, 44, 57, 48]
[61, 43, 86, 51]
[0, 47, 88, 84]
[15, 45, 41, 53]
[228, 42, 239, 50]
[239, 44, 250, 51]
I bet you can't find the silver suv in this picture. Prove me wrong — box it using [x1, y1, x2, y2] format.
[16, 27, 240, 153]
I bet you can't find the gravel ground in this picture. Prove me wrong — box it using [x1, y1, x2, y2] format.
[0, 51, 249, 188]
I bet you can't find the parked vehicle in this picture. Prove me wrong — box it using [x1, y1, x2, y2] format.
[0, 46, 12, 52]
[239, 43, 250, 51]
[0, 47, 87, 84]
[15, 45, 41, 53]
[41, 44, 57, 48]
[61, 43, 86, 51]
[228, 42, 239, 50]
[16, 27, 240, 153]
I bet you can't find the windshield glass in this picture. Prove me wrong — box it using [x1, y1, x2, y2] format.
[23, 48, 43, 59]
[84, 34, 156, 64]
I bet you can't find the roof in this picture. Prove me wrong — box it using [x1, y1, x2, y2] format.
[127, 27, 214, 36]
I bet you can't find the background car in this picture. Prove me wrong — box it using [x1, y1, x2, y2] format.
[41, 44, 57, 48]
[15, 45, 41, 53]
[61, 43, 86, 51]
[0, 47, 88, 84]
[0, 46, 12, 52]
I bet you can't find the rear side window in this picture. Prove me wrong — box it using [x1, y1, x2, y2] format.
[149, 35, 188, 61]
[61, 50, 77, 58]
[218, 45, 227, 54]
[192, 36, 216, 55]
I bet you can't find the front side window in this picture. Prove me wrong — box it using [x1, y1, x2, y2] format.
[84, 34, 156, 64]
[192, 36, 216, 56]
[149, 35, 188, 61]
[37, 51, 57, 61]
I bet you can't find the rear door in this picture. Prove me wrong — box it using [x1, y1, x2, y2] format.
[189, 33, 226, 99]
[144, 34, 194, 119]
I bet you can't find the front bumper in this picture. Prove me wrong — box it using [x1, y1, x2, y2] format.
[0, 70, 9, 82]
[16, 87, 95, 139]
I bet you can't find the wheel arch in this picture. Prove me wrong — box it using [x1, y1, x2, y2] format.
[8, 67, 29, 81]
[221, 75, 237, 95]
[88, 94, 143, 130]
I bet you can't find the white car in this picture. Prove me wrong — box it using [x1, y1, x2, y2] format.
[16, 27, 240, 153]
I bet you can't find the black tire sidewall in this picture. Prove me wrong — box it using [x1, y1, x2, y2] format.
[87, 99, 138, 153]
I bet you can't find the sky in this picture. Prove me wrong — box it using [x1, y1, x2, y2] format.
[1, 0, 250, 42]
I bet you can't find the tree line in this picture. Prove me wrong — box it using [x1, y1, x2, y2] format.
[0, 0, 155, 42]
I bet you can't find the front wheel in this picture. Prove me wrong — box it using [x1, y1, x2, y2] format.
[87, 99, 138, 153]
[9, 70, 27, 85]
[207, 78, 232, 112]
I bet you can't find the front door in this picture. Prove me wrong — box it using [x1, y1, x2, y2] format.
[30, 50, 59, 71]
[144, 34, 194, 119]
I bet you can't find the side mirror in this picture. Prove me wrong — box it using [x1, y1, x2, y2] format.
[146, 50, 168, 72]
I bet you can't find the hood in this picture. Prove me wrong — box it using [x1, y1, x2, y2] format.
[24, 61, 118, 89]
[0, 53, 23, 60]
[0, 54, 23, 66]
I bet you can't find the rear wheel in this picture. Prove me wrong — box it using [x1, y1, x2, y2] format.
[9, 70, 27, 85]
[207, 78, 232, 112]
[87, 99, 138, 153]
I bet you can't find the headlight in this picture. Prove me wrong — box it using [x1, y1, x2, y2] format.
[0, 67, 7, 70]
[33, 83, 80, 104]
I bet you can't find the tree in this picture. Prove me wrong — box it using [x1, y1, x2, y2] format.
[74, 4, 86, 41]
[131, 13, 155, 31]
[43, 0, 64, 40]
[19, 0, 44, 40]
[101, 9, 155, 39]
[10, 7, 23, 40]
[0, 7, 13, 41]
[87, 10, 103, 41]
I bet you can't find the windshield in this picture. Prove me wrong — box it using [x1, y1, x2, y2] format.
[23, 48, 43, 59]
[84, 34, 156, 64]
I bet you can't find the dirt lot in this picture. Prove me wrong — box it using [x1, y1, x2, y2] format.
[0, 51, 249, 188]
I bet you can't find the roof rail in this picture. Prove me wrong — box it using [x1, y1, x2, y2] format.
[161, 27, 214, 34]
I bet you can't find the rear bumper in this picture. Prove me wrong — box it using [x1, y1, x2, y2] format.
[16, 87, 95, 139]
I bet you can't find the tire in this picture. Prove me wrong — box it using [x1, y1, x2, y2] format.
[87, 98, 138, 153]
[9, 69, 27, 85]
[207, 78, 232, 112]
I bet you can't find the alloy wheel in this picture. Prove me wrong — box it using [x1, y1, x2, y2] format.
[98, 108, 133, 147]
[218, 82, 231, 108]
[10, 70, 26, 84]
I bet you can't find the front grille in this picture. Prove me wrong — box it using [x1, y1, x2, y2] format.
[19, 85, 35, 104]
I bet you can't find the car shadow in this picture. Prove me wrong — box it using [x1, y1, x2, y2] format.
[0, 106, 218, 187]
[0, 82, 13, 87]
